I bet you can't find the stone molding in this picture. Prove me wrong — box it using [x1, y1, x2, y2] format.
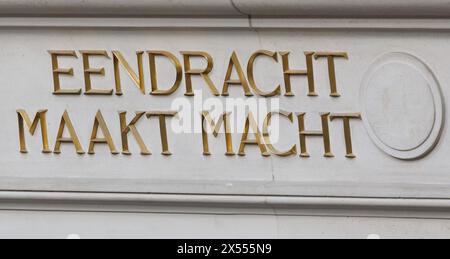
[0, 0, 449, 18]
[1, 191, 450, 219]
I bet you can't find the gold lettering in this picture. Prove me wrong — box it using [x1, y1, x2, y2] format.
[146, 111, 178, 156]
[112, 51, 145, 95]
[247, 50, 281, 97]
[201, 111, 235, 156]
[330, 113, 362, 158]
[17, 109, 51, 153]
[48, 50, 82, 95]
[88, 110, 119, 155]
[119, 111, 151, 155]
[148, 51, 183, 95]
[280, 51, 316, 97]
[239, 112, 269, 157]
[54, 110, 85, 154]
[314, 52, 349, 97]
[263, 111, 297, 157]
[80, 50, 113, 95]
[222, 51, 253, 97]
[297, 113, 333, 158]
[181, 51, 220, 96]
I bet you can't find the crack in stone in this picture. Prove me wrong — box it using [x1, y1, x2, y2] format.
[229, 0, 263, 47]
[229, 0, 249, 17]
[230, 0, 254, 30]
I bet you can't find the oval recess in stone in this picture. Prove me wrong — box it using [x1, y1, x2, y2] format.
[361, 52, 444, 160]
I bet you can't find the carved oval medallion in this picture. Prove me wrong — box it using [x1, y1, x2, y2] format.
[361, 52, 444, 160]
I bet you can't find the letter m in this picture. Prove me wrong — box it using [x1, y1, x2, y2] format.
[201, 111, 235, 156]
[17, 109, 51, 153]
